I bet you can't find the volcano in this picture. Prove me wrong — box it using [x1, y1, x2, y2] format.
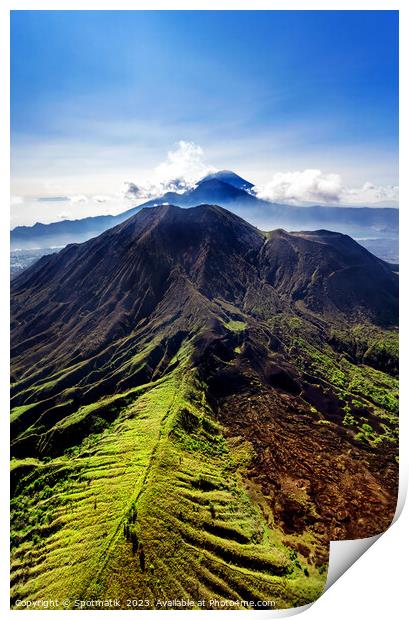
[11, 170, 398, 252]
[10, 205, 398, 609]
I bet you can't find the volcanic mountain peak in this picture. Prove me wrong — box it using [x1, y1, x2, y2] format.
[140, 201, 257, 227]
[185, 178, 256, 204]
[198, 169, 254, 191]
[12, 204, 398, 362]
[10, 201, 399, 608]
[98, 203, 263, 256]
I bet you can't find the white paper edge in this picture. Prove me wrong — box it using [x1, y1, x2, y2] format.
[259, 456, 407, 618]
[323, 454, 407, 594]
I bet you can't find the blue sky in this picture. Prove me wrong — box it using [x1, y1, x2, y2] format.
[11, 10, 399, 225]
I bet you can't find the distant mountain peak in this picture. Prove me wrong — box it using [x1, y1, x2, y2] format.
[199, 170, 254, 191]
[11, 169, 398, 255]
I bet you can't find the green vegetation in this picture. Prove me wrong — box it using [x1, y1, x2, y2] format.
[10, 312, 397, 609]
[268, 313, 398, 447]
[329, 324, 398, 376]
[11, 357, 326, 609]
[10, 310, 397, 607]
[223, 319, 247, 332]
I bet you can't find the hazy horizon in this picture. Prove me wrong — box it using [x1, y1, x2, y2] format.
[11, 11, 398, 227]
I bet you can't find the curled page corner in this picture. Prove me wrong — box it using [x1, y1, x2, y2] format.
[265, 460, 407, 618]
[263, 536, 382, 618]
[324, 468, 407, 594]
[325, 534, 381, 592]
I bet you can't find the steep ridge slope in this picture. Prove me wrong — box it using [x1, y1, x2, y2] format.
[10, 205, 398, 609]
[260, 229, 397, 323]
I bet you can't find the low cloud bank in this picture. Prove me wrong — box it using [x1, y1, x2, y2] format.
[253, 169, 398, 206]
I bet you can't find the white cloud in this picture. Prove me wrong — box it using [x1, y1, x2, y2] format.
[92, 195, 111, 203]
[343, 182, 398, 204]
[254, 169, 342, 204]
[124, 140, 215, 200]
[254, 169, 398, 206]
[68, 194, 88, 203]
[154, 140, 212, 188]
[11, 195, 24, 206]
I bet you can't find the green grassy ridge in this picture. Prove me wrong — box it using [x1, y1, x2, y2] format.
[10, 287, 218, 412]
[10, 330, 191, 453]
[223, 319, 247, 332]
[11, 329, 162, 409]
[86, 374, 325, 608]
[11, 376, 179, 605]
[11, 312, 248, 443]
[11, 361, 326, 609]
[10, 403, 37, 424]
[11, 330, 142, 395]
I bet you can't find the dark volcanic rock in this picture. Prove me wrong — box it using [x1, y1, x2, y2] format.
[11, 205, 398, 377]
